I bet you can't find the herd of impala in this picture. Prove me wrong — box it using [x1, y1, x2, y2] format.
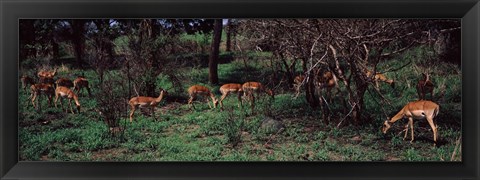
[292, 69, 439, 146]
[21, 66, 440, 146]
[22, 68, 91, 114]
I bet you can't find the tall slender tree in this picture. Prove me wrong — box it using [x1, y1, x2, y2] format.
[208, 19, 223, 84]
[70, 19, 87, 67]
[226, 19, 232, 52]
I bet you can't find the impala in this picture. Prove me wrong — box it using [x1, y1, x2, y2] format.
[37, 68, 57, 78]
[366, 70, 395, 89]
[39, 76, 55, 86]
[56, 77, 74, 89]
[416, 73, 434, 100]
[316, 71, 337, 89]
[242, 82, 274, 98]
[128, 88, 168, 122]
[315, 71, 338, 102]
[219, 83, 244, 109]
[187, 85, 218, 109]
[293, 75, 305, 98]
[382, 100, 439, 146]
[20, 75, 35, 92]
[73, 77, 92, 97]
[30, 83, 55, 110]
[242, 82, 274, 110]
[54, 86, 81, 114]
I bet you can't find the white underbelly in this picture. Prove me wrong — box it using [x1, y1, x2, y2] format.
[138, 102, 150, 107]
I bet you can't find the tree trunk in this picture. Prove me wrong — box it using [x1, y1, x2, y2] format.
[301, 58, 319, 107]
[226, 19, 232, 52]
[19, 20, 36, 60]
[71, 20, 86, 68]
[209, 19, 223, 85]
[51, 40, 59, 60]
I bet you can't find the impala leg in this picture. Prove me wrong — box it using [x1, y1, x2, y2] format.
[68, 99, 74, 114]
[49, 95, 54, 107]
[28, 90, 33, 100]
[31, 93, 37, 109]
[219, 92, 228, 109]
[294, 85, 301, 99]
[188, 96, 195, 110]
[58, 97, 65, 112]
[237, 92, 242, 108]
[403, 123, 409, 140]
[408, 118, 414, 143]
[151, 106, 157, 120]
[54, 93, 59, 108]
[62, 98, 67, 112]
[206, 95, 212, 109]
[426, 117, 437, 146]
[129, 105, 136, 122]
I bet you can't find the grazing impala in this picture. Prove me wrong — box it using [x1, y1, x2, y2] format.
[20, 75, 35, 92]
[416, 73, 434, 100]
[242, 82, 274, 98]
[366, 70, 395, 89]
[382, 100, 439, 146]
[37, 68, 57, 78]
[128, 88, 168, 122]
[219, 83, 244, 109]
[54, 86, 81, 114]
[73, 77, 92, 97]
[30, 83, 55, 110]
[293, 75, 305, 98]
[187, 85, 218, 109]
[242, 82, 274, 110]
[314, 71, 338, 103]
[55, 78, 74, 89]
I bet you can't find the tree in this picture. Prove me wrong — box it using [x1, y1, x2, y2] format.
[208, 19, 223, 85]
[240, 19, 454, 125]
[86, 19, 121, 84]
[226, 19, 232, 52]
[69, 19, 87, 67]
[19, 20, 36, 60]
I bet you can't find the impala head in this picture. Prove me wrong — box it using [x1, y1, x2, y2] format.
[382, 120, 391, 134]
[159, 88, 168, 96]
[266, 89, 275, 99]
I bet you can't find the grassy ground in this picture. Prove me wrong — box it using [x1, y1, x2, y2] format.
[18, 48, 462, 161]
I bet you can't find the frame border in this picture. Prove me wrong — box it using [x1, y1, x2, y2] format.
[1, 0, 479, 179]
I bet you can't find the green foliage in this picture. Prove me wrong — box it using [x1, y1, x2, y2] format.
[403, 148, 425, 161]
[220, 110, 245, 147]
[19, 40, 461, 161]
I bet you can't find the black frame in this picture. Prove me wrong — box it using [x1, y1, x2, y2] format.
[1, 0, 479, 179]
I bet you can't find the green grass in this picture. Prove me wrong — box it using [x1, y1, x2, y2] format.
[19, 46, 462, 161]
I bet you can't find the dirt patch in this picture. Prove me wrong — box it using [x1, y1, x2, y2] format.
[91, 148, 128, 161]
[385, 156, 401, 161]
[158, 102, 188, 115]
